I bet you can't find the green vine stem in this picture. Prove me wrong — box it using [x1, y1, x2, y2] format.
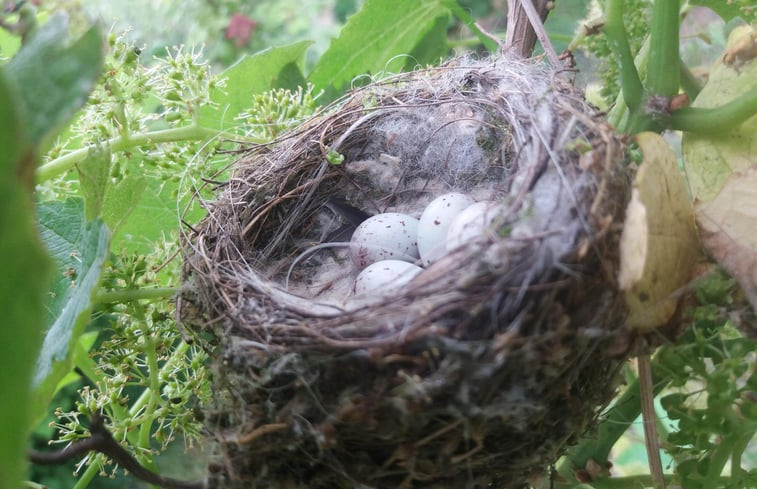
[607, 37, 651, 130]
[604, 0, 643, 113]
[668, 88, 757, 134]
[679, 60, 702, 99]
[646, 0, 680, 98]
[95, 287, 178, 304]
[730, 423, 757, 480]
[72, 341, 192, 489]
[36, 124, 256, 182]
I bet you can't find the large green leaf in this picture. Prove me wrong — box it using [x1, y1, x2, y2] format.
[308, 0, 450, 94]
[111, 176, 203, 254]
[198, 40, 312, 131]
[5, 12, 102, 146]
[34, 198, 109, 414]
[403, 13, 451, 71]
[682, 26, 757, 205]
[0, 66, 50, 489]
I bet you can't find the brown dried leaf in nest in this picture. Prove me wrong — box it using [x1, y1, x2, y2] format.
[180, 54, 636, 489]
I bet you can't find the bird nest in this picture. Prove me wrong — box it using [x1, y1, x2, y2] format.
[180, 55, 635, 489]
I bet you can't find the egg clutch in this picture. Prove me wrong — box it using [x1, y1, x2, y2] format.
[181, 54, 633, 489]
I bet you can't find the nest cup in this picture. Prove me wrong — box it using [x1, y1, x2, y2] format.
[181, 55, 634, 488]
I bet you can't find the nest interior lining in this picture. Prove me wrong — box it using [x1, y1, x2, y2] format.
[182, 54, 634, 489]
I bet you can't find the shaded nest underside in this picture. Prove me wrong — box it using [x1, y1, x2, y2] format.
[181, 55, 636, 488]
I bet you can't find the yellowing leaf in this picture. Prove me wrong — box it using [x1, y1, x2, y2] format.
[696, 166, 757, 310]
[682, 25, 757, 204]
[619, 132, 700, 332]
[682, 25, 757, 312]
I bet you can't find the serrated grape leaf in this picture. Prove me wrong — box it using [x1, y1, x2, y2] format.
[5, 12, 102, 146]
[308, 0, 450, 94]
[77, 144, 111, 221]
[682, 25, 757, 312]
[682, 25, 757, 204]
[690, 1, 756, 23]
[619, 132, 700, 332]
[34, 198, 109, 414]
[198, 40, 312, 131]
[0, 66, 51, 489]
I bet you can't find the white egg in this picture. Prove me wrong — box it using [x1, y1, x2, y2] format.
[349, 212, 420, 269]
[417, 192, 476, 265]
[446, 201, 499, 251]
[354, 260, 423, 294]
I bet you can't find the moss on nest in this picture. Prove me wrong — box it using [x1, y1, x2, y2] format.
[180, 54, 636, 489]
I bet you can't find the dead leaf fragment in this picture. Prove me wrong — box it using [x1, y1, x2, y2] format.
[619, 133, 700, 332]
[696, 166, 757, 311]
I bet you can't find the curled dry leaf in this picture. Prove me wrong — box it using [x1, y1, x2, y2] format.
[682, 25, 757, 312]
[619, 132, 700, 332]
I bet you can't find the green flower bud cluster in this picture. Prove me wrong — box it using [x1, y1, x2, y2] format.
[49, 244, 210, 478]
[237, 84, 318, 139]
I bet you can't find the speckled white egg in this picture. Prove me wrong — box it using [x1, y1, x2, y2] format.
[446, 201, 499, 251]
[417, 192, 476, 265]
[354, 260, 423, 294]
[349, 213, 420, 269]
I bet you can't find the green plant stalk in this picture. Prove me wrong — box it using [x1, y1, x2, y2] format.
[604, 0, 643, 113]
[36, 124, 256, 182]
[731, 424, 757, 479]
[95, 287, 177, 304]
[556, 347, 671, 483]
[702, 416, 757, 488]
[646, 0, 679, 98]
[608, 37, 651, 129]
[72, 341, 191, 489]
[668, 88, 757, 133]
[138, 337, 160, 449]
[679, 60, 702, 99]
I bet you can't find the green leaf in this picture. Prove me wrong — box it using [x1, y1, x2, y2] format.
[403, 13, 451, 71]
[5, 13, 102, 146]
[0, 66, 51, 489]
[112, 177, 202, 254]
[198, 40, 312, 131]
[34, 198, 109, 415]
[682, 25, 757, 311]
[52, 331, 99, 394]
[102, 174, 146, 236]
[77, 144, 111, 221]
[441, 0, 498, 52]
[689, 0, 756, 23]
[682, 25, 757, 204]
[308, 0, 450, 94]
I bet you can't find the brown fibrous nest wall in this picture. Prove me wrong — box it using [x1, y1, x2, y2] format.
[180, 55, 636, 489]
